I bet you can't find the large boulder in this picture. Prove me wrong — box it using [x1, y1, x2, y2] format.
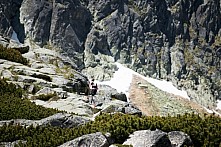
[123, 129, 172, 147]
[168, 131, 193, 147]
[59, 132, 110, 147]
[38, 113, 90, 128]
[101, 100, 142, 116]
[71, 75, 90, 95]
[0, 113, 90, 128]
[111, 92, 127, 102]
[123, 129, 193, 147]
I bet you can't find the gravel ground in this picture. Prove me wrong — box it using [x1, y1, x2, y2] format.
[129, 75, 208, 116]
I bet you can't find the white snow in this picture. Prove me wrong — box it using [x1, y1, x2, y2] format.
[216, 100, 221, 110]
[11, 31, 21, 43]
[204, 105, 221, 116]
[203, 106, 213, 114]
[98, 63, 133, 98]
[99, 62, 190, 100]
[145, 78, 190, 100]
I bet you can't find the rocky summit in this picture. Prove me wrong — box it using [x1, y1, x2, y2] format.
[0, 0, 221, 146]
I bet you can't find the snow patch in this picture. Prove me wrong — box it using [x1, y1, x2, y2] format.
[216, 100, 221, 110]
[204, 105, 221, 116]
[145, 78, 190, 100]
[203, 107, 213, 114]
[98, 63, 133, 99]
[11, 31, 21, 43]
[99, 62, 190, 100]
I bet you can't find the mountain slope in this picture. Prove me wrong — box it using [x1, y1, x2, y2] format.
[0, 0, 221, 111]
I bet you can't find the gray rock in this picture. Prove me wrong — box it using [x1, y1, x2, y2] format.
[71, 75, 90, 95]
[123, 105, 142, 116]
[100, 100, 141, 116]
[1, 70, 13, 80]
[36, 87, 54, 95]
[0, 113, 90, 128]
[168, 131, 193, 147]
[0, 36, 10, 47]
[123, 129, 172, 147]
[38, 113, 90, 128]
[59, 132, 110, 147]
[0, 140, 26, 147]
[27, 84, 35, 93]
[82, 63, 116, 81]
[111, 92, 127, 102]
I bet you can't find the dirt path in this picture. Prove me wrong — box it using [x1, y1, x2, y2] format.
[129, 75, 158, 116]
[129, 75, 209, 116]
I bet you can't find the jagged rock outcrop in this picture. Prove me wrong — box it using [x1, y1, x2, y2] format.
[19, 0, 92, 69]
[1, 0, 221, 108]
[84, 0, 221, 108]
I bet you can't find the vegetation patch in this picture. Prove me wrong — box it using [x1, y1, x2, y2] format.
[32, 93, 58, 101]
[0, 79, 60, 120]
[0, 112, 221, 146]
[0, 44, 28, 65]
[12, 46, 29, 54]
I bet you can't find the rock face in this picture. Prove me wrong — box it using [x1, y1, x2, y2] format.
[19, 0, 92, 68]
[1, 0, 221, 107]
[0, 0, 25, 42]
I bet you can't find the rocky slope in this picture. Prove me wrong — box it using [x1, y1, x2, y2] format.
[1, 0, 221, 146]
[1, 0, 220, 108]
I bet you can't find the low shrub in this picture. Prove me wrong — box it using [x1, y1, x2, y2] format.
[0, 44, 28, 65]
[0, 79, 60, 120]
[0, 112, 221, 146]
[12, 46, 29, 54]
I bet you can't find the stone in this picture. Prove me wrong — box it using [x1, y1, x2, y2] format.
[111, 92, 127, 102]
[1, 70, 13, 80]
[0, 113, 90, 128]
[168, 131, 193, 147]
[58, 132, 110, 147]
[38, 113, 90, 128]
[0, 140, 27, 147]
[123, 129, 172, 147]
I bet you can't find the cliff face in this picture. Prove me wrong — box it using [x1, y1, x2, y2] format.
[0, 0, 221, 107]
